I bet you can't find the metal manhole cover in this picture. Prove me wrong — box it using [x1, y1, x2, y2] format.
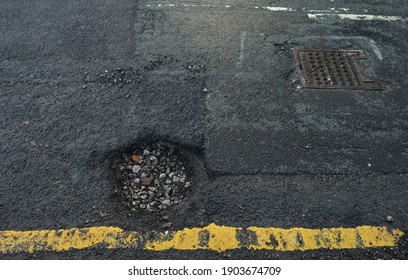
[293, 48, 386, 90]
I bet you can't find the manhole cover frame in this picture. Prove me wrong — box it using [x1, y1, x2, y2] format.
[293, 48, 386, 90]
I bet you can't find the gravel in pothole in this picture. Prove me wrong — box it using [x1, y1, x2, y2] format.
[118, 143, 193, 212]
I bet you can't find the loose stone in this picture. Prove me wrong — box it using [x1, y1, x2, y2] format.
[131, 155, 141, 162]
[141, 176, 154, 186]
[149, 156, 158, 164]
[161, 222, 172, 229]
[132, 165, 141, 173]
[162, 199, 171, 206]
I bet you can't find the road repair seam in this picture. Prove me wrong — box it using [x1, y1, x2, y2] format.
[0, 224, 404, 254]
[144, 4, 407, 22]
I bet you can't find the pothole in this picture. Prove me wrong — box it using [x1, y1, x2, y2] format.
[117, 142, 194, 213]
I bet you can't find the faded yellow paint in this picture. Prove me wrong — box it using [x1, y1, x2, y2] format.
[248, 226, 404, 251]
[145, 223, 240, 252]
[0, 227, 141, 254]
[357, 226, 405, 248]
[207, 224, 240, 252]
[0, 224, 404, 254]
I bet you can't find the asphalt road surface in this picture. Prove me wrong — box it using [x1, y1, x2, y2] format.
[1, 0, 408, 259]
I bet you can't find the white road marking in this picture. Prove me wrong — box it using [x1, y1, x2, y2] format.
[337, 14, 406, 21]
[368, 38, 383, 60]
[308, 13, 406, 22]
[263, 7, 295, 12]
[237, 31, 246, 69]
[145, 3, 407, 22]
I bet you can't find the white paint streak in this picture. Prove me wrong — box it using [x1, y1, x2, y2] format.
[145, 4, 406, 22]
[368, 39, 383, 60]
[237, 31, 246, 70]
[337, 14, 406, 21]
[263, 6, 294, 12]
[307, 9, 344, 13]
[309, 13, 406, 22]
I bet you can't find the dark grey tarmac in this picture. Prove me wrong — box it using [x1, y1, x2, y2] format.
[1, 0, 408, 259]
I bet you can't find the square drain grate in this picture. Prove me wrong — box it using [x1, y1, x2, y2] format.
[293, 49, 386, 90]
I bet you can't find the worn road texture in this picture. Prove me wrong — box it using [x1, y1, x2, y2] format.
[1, 0, 408, 259]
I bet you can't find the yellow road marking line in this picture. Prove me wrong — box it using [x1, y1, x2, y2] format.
[145, 224, 240, 252]
[0, 224, 404, 254]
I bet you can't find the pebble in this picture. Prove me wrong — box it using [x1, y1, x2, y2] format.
[143, 149, 150, 156]
[149, 156, 158, 164]
[173, 176, 180, 183]
[131, 155, 141, 162]
[159, 173, 167, 179]
[161, 222, 172, 229]
[162, 199, 171, 206]
[387, 216, 394, 222]
[142, 176, 154, 186]
[132, 165, 141, 173]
